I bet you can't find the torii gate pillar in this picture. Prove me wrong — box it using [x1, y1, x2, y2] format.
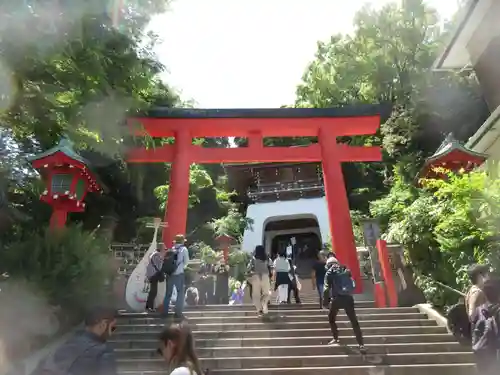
[319, 128, 361, 291]
[163, 129, 191, 245]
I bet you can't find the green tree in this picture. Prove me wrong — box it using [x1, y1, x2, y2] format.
[295, 0, 487, 200]
[371, 165, 500, 306]
[0, 0, 183, 241]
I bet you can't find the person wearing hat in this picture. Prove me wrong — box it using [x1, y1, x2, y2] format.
[163, 234, 190, 320]
[323, 256, 365, 353]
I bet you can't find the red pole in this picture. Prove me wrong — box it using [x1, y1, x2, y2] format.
[163, 129, 192, 245]
[319, 128, 362, 293]
[50, 208, 68, 229]
[373, 282, 387, 308]
[376, 239, 398, 307]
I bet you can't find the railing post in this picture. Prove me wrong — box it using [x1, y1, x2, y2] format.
[377, 239, 398, 307]
[374, 282, 387, 307]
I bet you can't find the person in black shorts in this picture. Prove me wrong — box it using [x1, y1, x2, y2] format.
[311, 250, 327, 309]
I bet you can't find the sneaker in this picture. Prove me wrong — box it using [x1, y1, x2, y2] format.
[146, 308, 156, 313]
[358, 345, 367, 354]
[328, 338, 340, 345]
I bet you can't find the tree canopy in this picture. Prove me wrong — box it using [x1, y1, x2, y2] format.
[295, 0, 487, 211]
[0, 0, 496, 315]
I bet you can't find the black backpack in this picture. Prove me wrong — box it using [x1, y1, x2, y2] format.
[162, 247, 180, 276]
[330, 266, 355, 296]
[447, 302, 471, 345]
[472, 304, 500, 352]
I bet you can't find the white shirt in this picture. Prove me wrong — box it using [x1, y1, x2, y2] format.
[286, 246, 292, 257]
[273, 257, 290, 272]
[170, 366, 197, 375]
[172, 245, 190, 275]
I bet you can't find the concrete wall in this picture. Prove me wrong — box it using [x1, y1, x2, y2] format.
[241, 197, 330, 253]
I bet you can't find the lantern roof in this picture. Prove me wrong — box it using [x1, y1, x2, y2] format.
[426, 133, 487, 164]
[417, 133, 488, 181]
[28, 137, 106, 193]
[28, 137, 89, 165]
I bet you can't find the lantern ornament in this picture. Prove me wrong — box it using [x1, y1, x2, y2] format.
[28, 137, 102, 229]
[215, 233, 235, 264]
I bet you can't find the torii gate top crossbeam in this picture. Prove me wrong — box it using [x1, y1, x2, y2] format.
[129, 104, 389, 138]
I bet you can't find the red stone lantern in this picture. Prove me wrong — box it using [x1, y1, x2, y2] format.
[28, 137, 102, 229]
[215, 233, 235, 264]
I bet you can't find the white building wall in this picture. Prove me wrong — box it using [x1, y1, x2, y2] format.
[242, 197, 330, 254]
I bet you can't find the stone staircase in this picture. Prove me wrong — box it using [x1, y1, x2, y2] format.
[111, 296, 475, 375]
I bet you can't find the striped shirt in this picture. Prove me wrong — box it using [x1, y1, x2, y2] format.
[146, 251, 163, 279]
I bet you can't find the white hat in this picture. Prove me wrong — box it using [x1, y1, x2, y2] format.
[326, 257, 339, 265]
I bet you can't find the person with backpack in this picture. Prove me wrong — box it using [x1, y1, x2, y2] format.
[185, 283, 200, 306]
[163, 234, 190, 320]
[146, 242, 167, 313]
[246, 245, 272, 316]
[286, 257, 301, 304]
[32, 307, 118, 375]
[466, 264, 490, 321]
[323, 256, 365, 353]
[471, 277, 500, 374]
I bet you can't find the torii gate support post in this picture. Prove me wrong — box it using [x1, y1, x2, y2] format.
[163, 129, 191, 245]
[319, 127, 362, 293]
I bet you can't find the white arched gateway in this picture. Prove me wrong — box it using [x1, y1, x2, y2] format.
[242, 197, 331, 255]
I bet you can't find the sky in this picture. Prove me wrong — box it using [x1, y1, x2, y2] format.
[148, 0, 460, 108]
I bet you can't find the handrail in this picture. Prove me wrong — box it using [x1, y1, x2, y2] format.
[417, 273, 466, 297]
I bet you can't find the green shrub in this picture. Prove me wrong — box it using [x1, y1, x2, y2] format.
[371, 164, 500, 308]
[0, 224, 114, 315]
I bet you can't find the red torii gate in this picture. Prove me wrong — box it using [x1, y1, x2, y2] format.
[127, 105, 384, 293]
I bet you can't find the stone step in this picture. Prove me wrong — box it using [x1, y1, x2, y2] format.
[118, 363, 475, 375]
[114, 342, 468, 358]
[116, 319, 436, 333]
[119, 307, 417, 318]
[117, 312, 427, 325]
[109, 333, 457, 349]
[177, 301, 375, 311]
[116, 352, 474, 371]
[113, 325, 447, 340]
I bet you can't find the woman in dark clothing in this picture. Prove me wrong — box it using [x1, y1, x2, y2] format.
[286, 258, 301, 304]
[311, 250, 327, 308]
